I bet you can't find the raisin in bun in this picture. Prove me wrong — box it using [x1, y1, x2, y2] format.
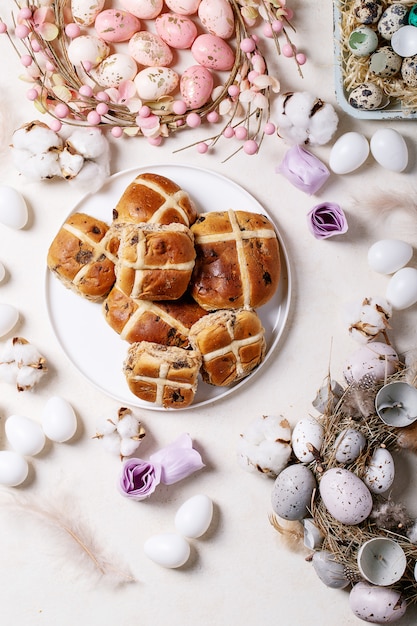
[189, 308, 266, 386]
[47, 212, 117, 301]
[103, 286, 207, 347]
[123, 341, 202, 409]
[115, 222, 196, 301]
[112, 172, 198, 227]
[190, 210, 280, 310]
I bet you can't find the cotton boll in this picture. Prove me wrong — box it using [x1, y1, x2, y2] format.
[69, 159, 109, 193]
[66, 128, 109, 160]
[307, 105, 340, 146]
[94, 407, 146, 458]
[12, 122, 63, 153]
[59, 149, 85, 179]
[0, 337, 47, 391]
[237, 415, 292, 477]
[276, 92, 339, 146]
[12, 148, 61, 180]
[345, 296, 392, 343]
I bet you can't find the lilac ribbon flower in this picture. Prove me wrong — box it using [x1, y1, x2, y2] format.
[276, 145, 330, 195]
[307, 202, 348, 239]
[119, 459, 162, 501]
[149, 433, 205, 486]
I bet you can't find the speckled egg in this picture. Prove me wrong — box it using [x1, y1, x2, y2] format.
[352, 0, 384, 24]
[348, 27, 379, 56]
[67, 35, 110, 68]
[378, 4, 409, 41]
[191, 34, 235, 70]
[349, 582, 407, 623]
[91, 53, 138, 88]
[401, 54, 417, 86]
[155, 13, 197, 49]
[180, 64, 213, 108]
[271, 463, 316, 521]
[134, 66, 179, 100]
[198, 0, 235, 39]
[128, 31, 173, 67]
[120, 0, 163, 19]
[370, 46, 402, 77]
[95, 9, 141, 43]
[363, 447, 395, 493]
[348, 82, 384, 110]
[343, 341, 399, 384]
[291, 416, 324, 463]
[71, 0, 105, 26]
[319, 467, 373, 525]
[334, 428, 366, 464]
[165, 0, 201, 15]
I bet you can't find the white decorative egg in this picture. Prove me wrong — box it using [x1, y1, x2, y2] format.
[198, 0, 235, 39]
[329, 132, 369, 174]
[120, 0, 163, 19]
[291, 416, 324, 463]
[370, 128, 408, 172]
[311, 550, 350, 588]
[165, 0, 201, 15]
[134, 66, 179, 100]
[128, 31, 173, 67]
[5, 415, 45, 456]
[319, 467, 373, 525]
[0, 450, 29, 486]
[71, 0, 105, 25]
[180, 65, 213, 108]
[271, 463, 316, 521]
[92, 53, 138, 88]
[391, 25, 417, 57]
[363, 447, 395, 494]
[144, 532, 190, 568]
[368, 239, 413, 274]
[386, 267, 417, 310]
[41, 396, 78, 442]
[0, 303, 19, 337]
[343, 341, 399, 384]
[0, 186, 29, 229]
[174, 494, 213, 538]
[334, 428, 366, 464]
[67, 35, 110, 68]
[349, 582, 407, 623]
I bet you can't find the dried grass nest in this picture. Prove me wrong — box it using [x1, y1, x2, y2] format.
[271, 362, 417, 603]
[338, 0, 417, 112]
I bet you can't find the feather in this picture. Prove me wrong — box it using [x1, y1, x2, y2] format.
[340, 374, 378, 419]
[351, 188, 417, 233]
[0, 490, 136, 586]
[269, 514, 306, 552]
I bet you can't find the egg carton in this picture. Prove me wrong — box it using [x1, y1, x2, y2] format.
[333, 0, 417, 119]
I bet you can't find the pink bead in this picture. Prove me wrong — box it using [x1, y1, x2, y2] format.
[111, 126, 123, 138]
[272, 20, 283, 33]
[282, 43, 294, 58]
[235, 126, 247, 140]
[87, 110, 101, 125]
[186, 113, 201, 128]
[96, 91, 110, 102]
[263, 23, 273, 38]
[65, 23, 81, 38]
[21, 54, 33, 67]
[31, 39, 41, 52]
[49, 119, 62, 132]
[240, 37, 256, 53]
[285, 8, 294, 20]
[45, 61, 55, 72]
[96, 102, 109, 115]
[206, 110, 219, 123]
[296, 52, 307, 65]
[15, 24, 30, 39]
[55, 103, 69, 118]
[148, 136, 162, 146]
[172, 100, 187, 115]
[197, 142, 208, 154]
[176, 119, 185, 127]
[264, 122, 276, 135]
[79, 84, 93, 97]
[228, 84, 240, 97]
[247, 70, 259, 83]
[26, 88, 39, 101]
[243, 139, 258, 155]
[83, 61, 93, 72]
[18, 7, 32, 20]
[0, 22, 7, 34]
[139, 105, 151, 118]
[223, 126, 234, 138]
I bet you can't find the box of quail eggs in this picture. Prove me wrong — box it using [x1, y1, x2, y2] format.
[334, 0, 417, 118]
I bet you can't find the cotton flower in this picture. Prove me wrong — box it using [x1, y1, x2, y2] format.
[237, 415, 292, 477]
[94, 407, 146, 459]
[345, 296, 392, 343]
[0, 336, 47, 391]
[276, 91, 339, 146]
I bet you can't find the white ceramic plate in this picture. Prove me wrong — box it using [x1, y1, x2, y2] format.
[45, 165, 291, 410]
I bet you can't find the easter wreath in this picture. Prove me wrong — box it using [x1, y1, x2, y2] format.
[1, 0, 306, 156]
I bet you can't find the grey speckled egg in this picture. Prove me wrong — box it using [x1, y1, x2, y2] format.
[348, 82, 384, 109]
[271, 463, 316, 521]
[353, 0, 385, 25]
[401, 54, 417, 85]
[348, 26, 379, 56]
[370, 45, 402, 76]
[378, 4, 409, 40]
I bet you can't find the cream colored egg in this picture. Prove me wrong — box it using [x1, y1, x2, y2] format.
[174, 494, 213, 538]
[71, 0, 105, 25]
[41, 396, 77, 443]
[67, 36, 110, 68]
[128, 31, 173, 67]
[120, 0, 164, 19]
[363, 447, 395, 494]
[5, 415, 46, 456]
[291, 416, 324, 463]
[0, 186, 28, 229]
[144, 533, 190, 568]
[0, 450, 29, 487]
[334, 428, 366, 464]
[198, 0, 235, 39]
[0, 303, 19, 338]
[92, 53, 138, 88]
[134, 66, 179, 100]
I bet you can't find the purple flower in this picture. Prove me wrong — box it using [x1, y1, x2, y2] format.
[276, 145, 330, 195]
[149, 433, 205, 486]
[119, 458, 162, 500]
[307, 202, 348, 239]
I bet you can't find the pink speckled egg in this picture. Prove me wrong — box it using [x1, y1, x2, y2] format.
[129, 31, 173, 67]
[180, 64, 213, 108]
[120, 0, 163, 19]
[198, 0, 235, 39]
[95, 9, 141, 43]
[165, 0, 201, 15]
[191, 34, 234, 70]
[134, 66, 179, 100]
[155, 13, 197, 49]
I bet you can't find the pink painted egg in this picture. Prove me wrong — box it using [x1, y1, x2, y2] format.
[120, 0, 163, 19]
[191, 34, 235, 70]
[180, 64, 213, 108]
[95, 9, 141, 43]
[164, 0, 201, 15]
[134, 66, 179, 100]
[129, 31, 173, 67]
[155, 13, 197, 49]
[92, 53, 138, 87]
[198, 0, 235, 39]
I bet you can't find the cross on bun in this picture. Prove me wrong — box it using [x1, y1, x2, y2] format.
[123, 341, 202, 408]
[112, 172, 198, 227]
[190, 209, 280, 310]
[47, 212, 117, 301]
[189, 308, 266, 386]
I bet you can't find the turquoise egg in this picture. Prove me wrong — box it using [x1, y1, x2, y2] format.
[408, 4, 417, 27]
